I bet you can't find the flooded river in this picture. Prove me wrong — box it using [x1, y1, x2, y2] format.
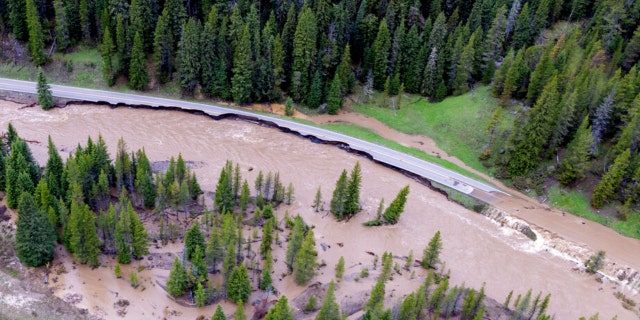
[0, 100, 637, 319]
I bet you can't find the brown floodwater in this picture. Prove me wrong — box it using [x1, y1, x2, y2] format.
[0, 101, 637, 319]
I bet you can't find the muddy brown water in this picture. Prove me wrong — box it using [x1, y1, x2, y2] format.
[0, 101, 637, 319]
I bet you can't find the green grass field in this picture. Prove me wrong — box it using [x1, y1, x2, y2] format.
[354, 87, 509, 175]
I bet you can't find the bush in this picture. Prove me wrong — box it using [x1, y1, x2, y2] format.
[303, 295, 317, 312]
[360, 268, 369, 278]
[585, 251, 606, 274]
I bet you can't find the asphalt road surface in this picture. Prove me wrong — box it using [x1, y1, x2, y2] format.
[0, 77, 507, 201]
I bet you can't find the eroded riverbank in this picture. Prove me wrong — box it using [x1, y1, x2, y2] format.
[0, 100, 637, 319]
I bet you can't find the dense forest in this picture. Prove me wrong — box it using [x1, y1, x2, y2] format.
[2, 0, 640, 214]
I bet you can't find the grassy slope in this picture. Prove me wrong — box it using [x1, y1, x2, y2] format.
[354, 87, 509, 175]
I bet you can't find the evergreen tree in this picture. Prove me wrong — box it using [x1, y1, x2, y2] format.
[500, 48, 527, 105]
[213, 305, 226, 320]
[191, 245, 208, 282]
[227, 264, 251, 303]
[129, 205, 149, 259]
[129, 0, 155, 52]
[53, 0, 70, 51]
[260, 217, 274, 257]
[129, 32, 148, 90]
[185, 224, 206, 261]
[382, 185, 410, 224]
[153, 10, 174, 84]
[195, 282, 206, 307]
[326, 75, 343, 115]
[307, 70, 323, 109]
[623, 25, 640, 70]
[44, 136, 67, 199]
[16, 193, 56, 267]
[264, 296, 293, 320]
[422, 231, 442, 269]
[101, 26, 116, 86]
[294, 229, 318, 285]
[179, 19, 202, 95]
[69, 199, 101, 266]
[372, 19, 391, 89]
[508, 74, 560, 176]
[78, 0, 90, 42]
[166, 257, 189, 296]
[592, 149, 631, 208]
[560, 117, 593, 185]
[206, 225, 224, 272]
[330, 170, 348, 219]
[25, 0, 46, 65]
[453, 32, 477, 95]
[215, 166, 234, 213]
[234, 302, 246, 320]
[115, 213, 131, 264]
[260, 249, 273, 290]
[315, 281, 340, 320]
[164, 0, 186, 50]
[291, 7, 318, 102]
[285, 215, 304, 271]
[344, 162, 362, 218]
[7, 0, 27, 41]
[511, 3, 531, 50]
[232, 25, 254, 104]
[312, 187, 322, 212]
[335, 256, 345, 280]
[37, 68, 53, 110]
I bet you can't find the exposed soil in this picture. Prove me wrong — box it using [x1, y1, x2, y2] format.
[0, 99, 638, 319]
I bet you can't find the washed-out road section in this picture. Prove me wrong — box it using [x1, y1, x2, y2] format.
[0, 77, 506, 201]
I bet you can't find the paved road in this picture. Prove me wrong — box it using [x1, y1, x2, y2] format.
[0, 77, 507, 199]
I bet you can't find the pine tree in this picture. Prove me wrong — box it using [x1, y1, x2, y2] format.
[291, 7, 318, 102]
[129, 206, 149, 259]
[195, 281, 206, 307]
[260, 218, 274, 257]
[166, 257, 189, 296]
[101, 26, 116, 86]
[326, 75, 343, 115]
[285, 215, 304, 271]
[307, 70, 323, 109]
[185, 224, 206, 261]
[372, 19, 391, 89]
[453, 32, 477, 95]
[78, 0, 90, 42]
[330, 170, 348, 219]
[129, 32, 148, 90]
[315, 281, 340, 320]
[382, 185, 410, 224]
[335, 256, 345, 281]
[422, 231, 442, 269]
[179, 19, 202, 95]
[16, 193, 56, 267]
[500, 48, 527, 105]
[215, 166, 234, 213]
[232, 25, 254, 104]
[129, 0, 155, 52]
[213, 305, 226, 320]
[264, 296, 293, 320]
[313, 187, 322, 212]
[7, 0, 27, 41]
[53, 0, 70, 51]
[560, 117, 593, 185]
[623, 25, 640, 70]
[115, 214, 131, 264]
[592, 149, 631, 208]
[294, 229, 318, 285]
[336, 45, 354, 95]
[234, 302, 247, 320]
[511, 3, 531, 50]
[227, 264, 251, 303]
[344, 162, 362, 218]
[69, 200, 101, 266]
[25, 0, 46, 65]
[260, 249, 273, 290]
[153, 10, 174, 84]
[508, 74, 560, 176]
[37, 68, 54, 110]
